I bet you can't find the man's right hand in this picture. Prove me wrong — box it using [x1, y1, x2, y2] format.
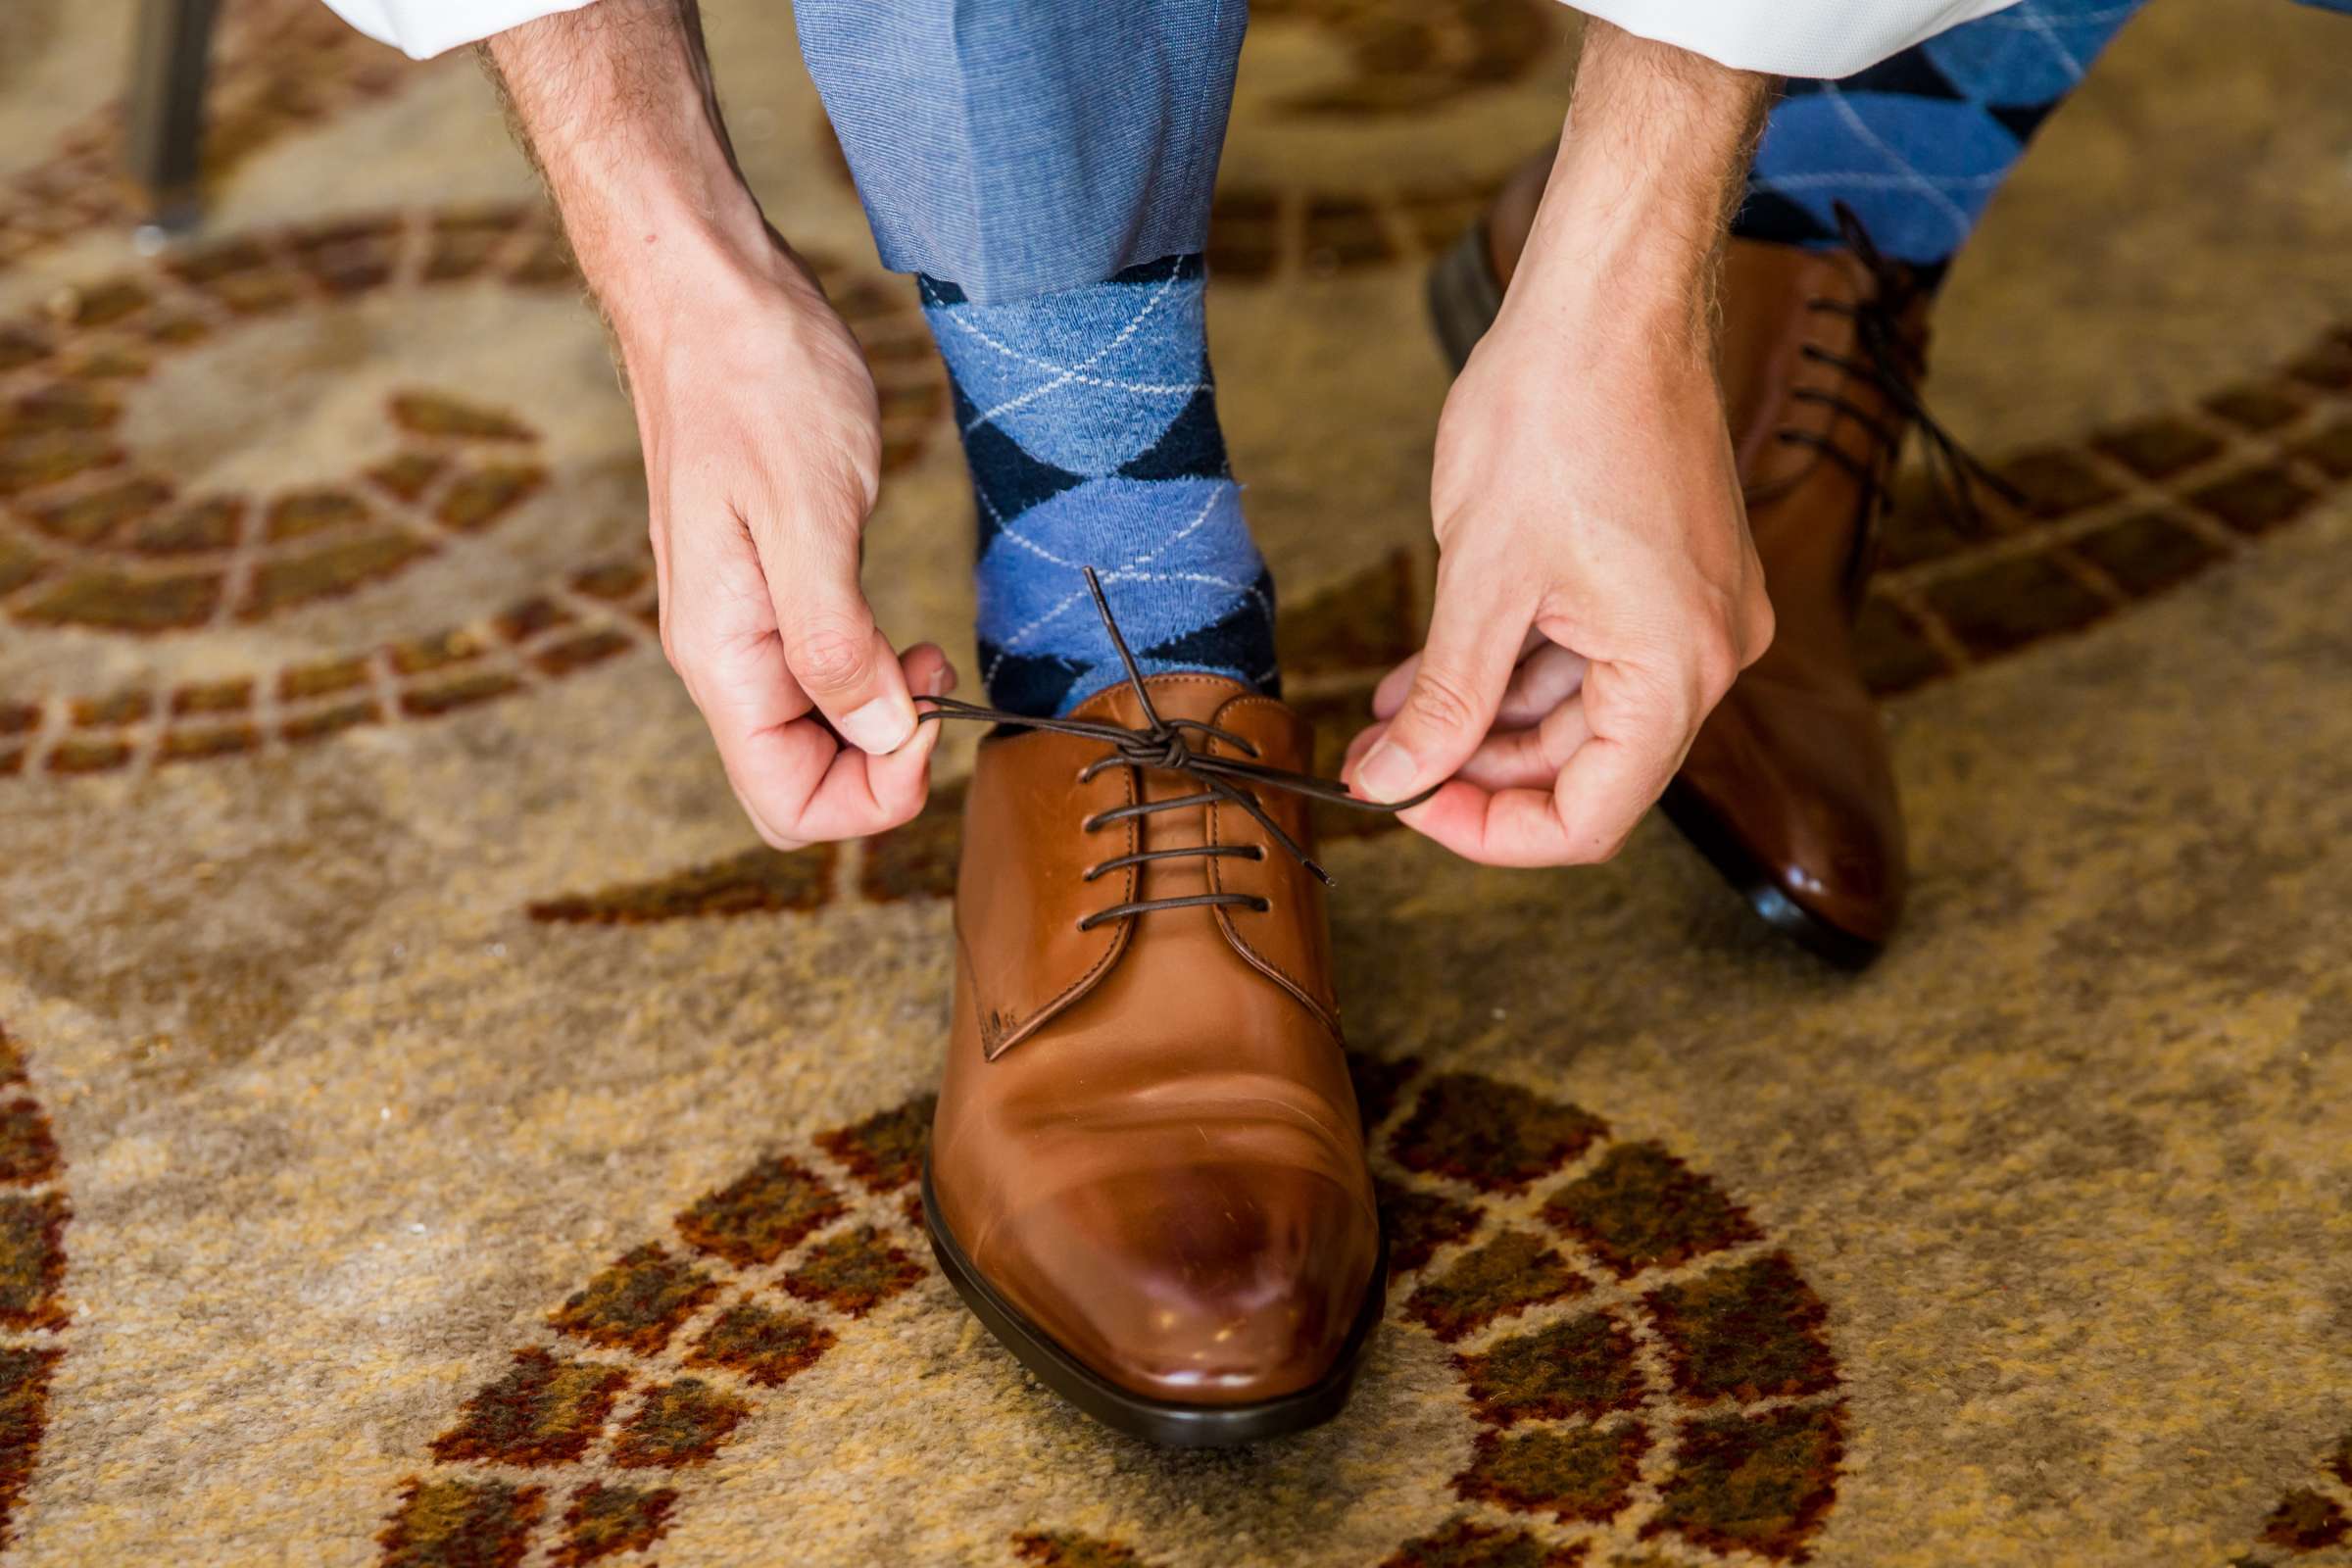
[485, 1, 948, 849]
[616, 238, 951, 850]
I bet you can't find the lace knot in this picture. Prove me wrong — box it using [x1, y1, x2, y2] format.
[1131, 730, 1193, 773]
[914, 567, 1437, 918]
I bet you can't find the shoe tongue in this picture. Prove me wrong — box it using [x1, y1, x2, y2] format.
[1064, 671, 1257, 732]
[1064, 672, 1315, 779]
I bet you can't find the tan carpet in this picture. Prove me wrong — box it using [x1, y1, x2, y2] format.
[1, 2, 2350, 1564]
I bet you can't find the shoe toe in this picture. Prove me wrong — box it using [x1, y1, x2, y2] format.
[990, 1160, 1379, 1406]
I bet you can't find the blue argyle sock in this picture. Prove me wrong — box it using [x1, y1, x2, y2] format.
[918, 254, 1275, 718]
[1737, 0, 2151, 281]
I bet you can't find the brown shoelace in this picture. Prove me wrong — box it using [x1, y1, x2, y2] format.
[1779, 202, 2023, 541]
[915, 568, 1434, 928]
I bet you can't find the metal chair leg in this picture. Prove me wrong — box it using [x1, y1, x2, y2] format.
[124, 0, 222, 237]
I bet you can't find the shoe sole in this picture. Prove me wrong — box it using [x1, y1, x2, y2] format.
[1657, 779, 1885, 971]
[1430, 226, 1886, 972]
[919, 1159, 1388, 1447]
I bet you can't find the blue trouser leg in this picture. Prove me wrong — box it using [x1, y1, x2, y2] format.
[793, 0, 1246, 305]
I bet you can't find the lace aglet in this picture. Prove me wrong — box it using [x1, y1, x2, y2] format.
[1305, 858, 1334, 888]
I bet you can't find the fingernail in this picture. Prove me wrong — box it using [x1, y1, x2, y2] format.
[841, 695, 915, 755]
[1356, 739, 1417, 803]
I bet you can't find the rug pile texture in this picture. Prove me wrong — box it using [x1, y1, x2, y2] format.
[1, 2, 2349, 1563]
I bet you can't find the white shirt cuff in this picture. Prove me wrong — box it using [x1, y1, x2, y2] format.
[1567, 0, 2030, 77]
[318, 0, 604, 60]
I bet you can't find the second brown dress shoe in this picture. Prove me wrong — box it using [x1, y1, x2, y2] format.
[919, 652, 1388, 1446]
[1430, 151, 1954, 968]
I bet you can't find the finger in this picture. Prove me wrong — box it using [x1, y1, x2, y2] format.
[762, 522, 916, 756]
[704, 687, 842, 851]
[666, 514, 940, 844]
[1406, 676, 1688, 866]
[1352, 642, 1587, 778]
[736, 646, 956, 845]
[662, 506, 836, 846]
[1397, 779, 1579, 867]
[827, 646, 953, 833]
[1494, 643, 1589, 729]
[1555, 654, 1702, 850]
[1451, 695, 1593, 793]
[1353, 699, 1592, 796]
[1534, 710, 1686, 864]
[1342, 718, 1388, 780]
[1371, 625, 1545, 722]
[1406, 738, 1667, 867]
[899, 641, 957, 704]
[1350, 561, 1535, 804]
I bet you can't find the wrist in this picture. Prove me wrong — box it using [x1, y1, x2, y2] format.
[535, 124, 787, 321]
[484, 10, 797, 350]
[581, 186, 804, 354]
[1503, 22, 1768, 347]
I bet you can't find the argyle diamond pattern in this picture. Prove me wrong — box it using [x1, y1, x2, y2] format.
[919, 256, 1277, 717]
[1738, 0, 2150, 270]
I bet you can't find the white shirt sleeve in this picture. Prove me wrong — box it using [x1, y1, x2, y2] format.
[326, 0, 2029, 79]
[318, 0, 603, 60]
[1569, 0, 2030, 77]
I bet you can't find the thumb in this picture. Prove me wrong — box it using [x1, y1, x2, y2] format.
[770, 533, 915, 757]
[1350, 566, 1528, 805]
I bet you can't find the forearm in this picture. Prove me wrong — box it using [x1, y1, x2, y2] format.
[481, 1, 790, 343]
[1510, 22, 1772, 345]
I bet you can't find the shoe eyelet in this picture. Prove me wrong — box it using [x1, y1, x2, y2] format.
[1251, 897, 1271, 913]
[1079, 813, 1102, 833]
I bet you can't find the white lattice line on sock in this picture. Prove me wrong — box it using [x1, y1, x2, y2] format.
[960, 272, 1196, 432]
[2007, 1, 2090, 79]
[1821, 84, 1978, 252]
[930, 263, 1190, 381]
[987, 482, 1231, 662]
[1099, 566, 1273, 637]
[974, 485, 1084, 572]
[927, 267, 1200, 428]
[983, 370, 1206, 415]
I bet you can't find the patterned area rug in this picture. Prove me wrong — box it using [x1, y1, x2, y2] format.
[2, 2, 2350, 1564]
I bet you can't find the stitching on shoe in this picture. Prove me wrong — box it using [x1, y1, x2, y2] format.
[979, 728, 1139, 1060]
[1204, 693, 1344, 1040]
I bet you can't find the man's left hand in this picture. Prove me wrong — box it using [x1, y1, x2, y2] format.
[1344, 21, 1776, 867]
[1346, 295, 1771, 865]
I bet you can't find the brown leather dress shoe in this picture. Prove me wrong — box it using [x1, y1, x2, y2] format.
[1430, 150, 1941, 968]
[919, 643, 1388, 1445]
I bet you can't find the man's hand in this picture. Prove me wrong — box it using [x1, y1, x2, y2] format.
[486, 1, 946, 849]
[1347, 23, 1774, 866]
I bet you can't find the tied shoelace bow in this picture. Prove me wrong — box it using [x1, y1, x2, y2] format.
[914, 568, 1436, 930]
[1780, 202, 2024, 537]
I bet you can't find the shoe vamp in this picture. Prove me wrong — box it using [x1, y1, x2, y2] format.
[976, 902, 1367, 1206]
[1683, 680, 1902, 873]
